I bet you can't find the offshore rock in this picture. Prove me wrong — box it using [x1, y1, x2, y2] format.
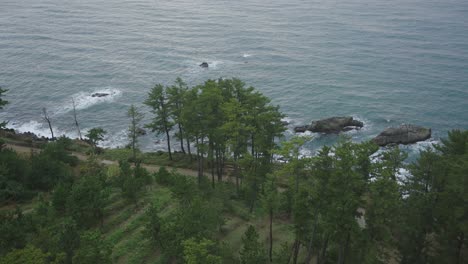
[372, 124, 431, 146]
[308, 116, 363, 133]
[136, 127, 147, 136]
[294, 126, 309, 133]
[91, 93, 110, 98]
[199, 62, 209, 68]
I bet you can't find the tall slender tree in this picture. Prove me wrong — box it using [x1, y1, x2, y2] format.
[127, 104, 144, 163]
[72, 99, 82, 140]
[167, 77, 189, 155]
[0, 88, 8, 129]
[42, 107, 55, 140]
[145, 84, 174, 160]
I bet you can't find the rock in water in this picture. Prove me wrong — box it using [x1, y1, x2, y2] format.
[91, 93, 110, 98]
[136, 127, 147, 136]
[308, 116, 363, 133]
[294, 126, 309, 133]
[372, 124, 431, 146]
[199, 62, 209, 68]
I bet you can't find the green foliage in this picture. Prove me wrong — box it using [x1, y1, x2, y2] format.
[127, 104, 144, 162]
[0, 245, 48, 264]
[67, 175, 109, 228]
[183, 238, 223, 264]
[143, 203, 163, 248]
[85, 127, 106, 152]
[145, 84, 174, 160]
[0, 208, 33, 255]
[0, 149, 32, 201]
[29, 149, 72, 191]
[72, 231, 112, 264]
[154, 166, 172, 185]
[51, 182, 70, 215]
[53, 218, 80, 263]
[239, 225, 268, 264]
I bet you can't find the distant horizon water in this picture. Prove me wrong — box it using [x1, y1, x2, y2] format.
[1, 0, 467, 158]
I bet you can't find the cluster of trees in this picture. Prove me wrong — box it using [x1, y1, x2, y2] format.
[0, 82, 467, 263]
[0, 155, 113, 263]
[143, 78, 286, 189]
[0, 144, 155, 263]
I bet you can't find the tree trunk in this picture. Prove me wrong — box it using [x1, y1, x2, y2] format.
[186, 137, 192, 161]
[165, 128, 172, 160]
[456, 232, 464, 264]
[196, 137, 202, 184]
[178, 124, 185, 154]
[343, 231, 351, 264]
[42, 108, 54, 140]
[269, 208, 274, 262]
[305, 209, 319, 264]
[318, 235, 329, 264]
[292, 240, 301, 264]
[210, 140, 215, 188]
[216, 148, 222, 182]
[72, 99, 82, 140]
[234, 156, 239, 194]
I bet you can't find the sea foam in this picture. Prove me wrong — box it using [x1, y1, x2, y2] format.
[53, 88, 122, 115]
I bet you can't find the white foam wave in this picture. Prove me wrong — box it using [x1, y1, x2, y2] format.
[53, 88, 122, 115]
[242, 53, 252, 58]
[99, 128, 128, 149]
[7, 120, 77, 139]
[208, 61, 222, 68]
[402, 139, 439, 157]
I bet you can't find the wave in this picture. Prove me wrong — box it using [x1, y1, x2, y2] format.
[53, 88, 122, 115]
[242, 53, 252, 58]
[99, 128, 128, 149]
[7, 120, 77, 139]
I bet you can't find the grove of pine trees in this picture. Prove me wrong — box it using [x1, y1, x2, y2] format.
[0, 80, 466, 263]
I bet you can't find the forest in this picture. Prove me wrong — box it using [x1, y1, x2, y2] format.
[0, 80, 466, 264]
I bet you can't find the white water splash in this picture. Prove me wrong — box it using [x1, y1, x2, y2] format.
[53, 88, 122, 115]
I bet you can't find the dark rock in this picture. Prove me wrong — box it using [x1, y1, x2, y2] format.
[91, 93, 110, 98]
[281, 120, 289, 126]
[372, 124, 431, 146]
[308, 116, 363, 133]
[199, 62, 209, 68]
[136, 127, 147, 136]
[294, 126, 309, 133]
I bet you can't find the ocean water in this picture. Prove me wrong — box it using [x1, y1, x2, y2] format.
[1, 0, 467, 157]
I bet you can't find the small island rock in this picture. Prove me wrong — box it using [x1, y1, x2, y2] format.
[372, 124, 431, 146]
[136, 127, 147, 136]
[199, 62, 209, 68]
[91, 93, 110, 98]
[308, 116, 363, 133]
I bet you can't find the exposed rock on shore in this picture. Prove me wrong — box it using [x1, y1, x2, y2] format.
[294, 116, 363, 134]
[372, 124, 431, 146]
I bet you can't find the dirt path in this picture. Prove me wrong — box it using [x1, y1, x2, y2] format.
[5, 143, 222, 180]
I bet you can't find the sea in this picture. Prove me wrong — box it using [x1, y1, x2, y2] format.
[1, 0, 467, 159]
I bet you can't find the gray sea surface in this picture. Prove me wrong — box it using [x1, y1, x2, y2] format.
[1, 0, 467, 156]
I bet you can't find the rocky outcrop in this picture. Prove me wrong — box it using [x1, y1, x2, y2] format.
[294, 116, 363, 133]
[372, 124, 431, 146]
[294, 126, 309, 133]
[91, 93, 110, 98]
[199, 62, 209, 68]
[136, 127, 147, 136]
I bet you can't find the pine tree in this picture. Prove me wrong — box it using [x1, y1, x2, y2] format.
[127, 104, 144, 163]
[145, 84, 174, 160]
[239, 225, 267, 264]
